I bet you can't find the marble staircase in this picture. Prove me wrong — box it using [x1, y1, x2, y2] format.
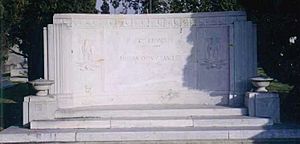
[30, 105, 272, 130]
[30, 116, 272, 129]
[2, 105, 300, 143]
[54, 105, 247, 118]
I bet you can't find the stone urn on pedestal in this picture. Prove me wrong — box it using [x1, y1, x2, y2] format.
[250, 76, 273, 92]
[29, 78, 54, 96]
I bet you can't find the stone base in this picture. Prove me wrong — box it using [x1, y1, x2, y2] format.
[245, 92, 280, 123]
[55, 105, 247, 118]
[23, 95, 57, 125]
[30, 116, 272, 129]
[0, 104, 295, 143]
[1, 125, 300, 143]
[30, 105, 260, 129]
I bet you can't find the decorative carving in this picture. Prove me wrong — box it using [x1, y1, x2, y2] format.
[55, 16, 242, 28]
[160, 89, 179, 103]
[53, 18, 72, 27]
[200, 37, 227, 69]
[76, 39, 104, 71]
[84, 85, 92, 95]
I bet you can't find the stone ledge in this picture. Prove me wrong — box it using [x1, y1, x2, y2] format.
[30, 116, 272, 129]
[55, 105, 247, 118]
[2, 125, 300, 143]
[53, 11, 246, 20]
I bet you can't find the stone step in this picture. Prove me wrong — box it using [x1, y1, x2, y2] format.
[55, 105, 247, 118]
[30, 116, 272, 129]
[2, 125, 300, 143]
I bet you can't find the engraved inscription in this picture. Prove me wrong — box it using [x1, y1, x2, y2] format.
[119, 55, 184, 62]
[135, 37, 170, 49]
[66, 17, 239, 28]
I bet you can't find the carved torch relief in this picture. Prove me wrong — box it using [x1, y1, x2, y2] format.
[200, 37, 227, 69]
[77, 39, 104, 71]
[75, 39, 104, 96]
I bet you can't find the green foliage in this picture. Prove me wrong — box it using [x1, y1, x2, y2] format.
[0, 83, 35, 128]
[104, 0, 242, 14]
[169, 0, 241, 13]
[1, 0, 96, 79]
[0, 0, 96, 125]
[0, 0, 4, 64]
[0, 0, 29, 64]
[142, 0, 170, 13]
[0, 83, 35, 104]
[16, 0, 96, 57]
[242, 0, 300, 88]
[258, 67, 293, 93]
[101, 0, 110, 14]
[243, 0, 300, 121]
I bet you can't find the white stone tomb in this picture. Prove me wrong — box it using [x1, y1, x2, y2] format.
[2, 11, 299, 144]
[44, 11, 256, 109]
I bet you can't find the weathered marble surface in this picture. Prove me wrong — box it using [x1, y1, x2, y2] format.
[30, 116, 271, 129]
[245, 92, 280, 123]
[44, 11, 257, 108]
[23, 95, 57, 125]
[54, 105, 247, 118]
[2, 125, 300, 143]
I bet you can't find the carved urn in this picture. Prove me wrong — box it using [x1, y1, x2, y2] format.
[250, 76, 273, 92]
[29, 78, 54, 96]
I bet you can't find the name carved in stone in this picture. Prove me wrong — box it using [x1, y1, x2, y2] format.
[54, 16, 240, 28]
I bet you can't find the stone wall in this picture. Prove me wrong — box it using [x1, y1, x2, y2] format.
[44, 11, 257, 108]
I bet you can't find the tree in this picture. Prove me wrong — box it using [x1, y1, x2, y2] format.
[98, 0, 242, 14]
[241, 0, 300, 120]
[0, 0, 29, 65]
[0, 0, 4, 66]
[1, 0, 96, 80]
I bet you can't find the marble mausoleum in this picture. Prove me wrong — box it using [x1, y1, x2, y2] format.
[1, 11, 300, 143]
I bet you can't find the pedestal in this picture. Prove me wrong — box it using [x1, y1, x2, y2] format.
[245, 92, 280, 123]
[23, 95, 57, 125]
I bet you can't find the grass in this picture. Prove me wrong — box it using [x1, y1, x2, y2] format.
[0, 82, 35, 129]
[0, 98, 16, 103]
[0, 82, 35, 103]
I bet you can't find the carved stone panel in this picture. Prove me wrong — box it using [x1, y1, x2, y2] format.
[104, 28, 192, 92]
[72, 29, 105, 98]
[47, 12, 256, 107]
[195, 27, 229, 91]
